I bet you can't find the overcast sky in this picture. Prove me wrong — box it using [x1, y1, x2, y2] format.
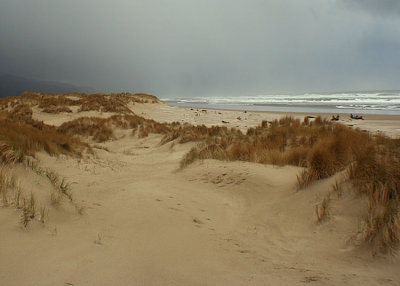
[0, 0, 399, 97]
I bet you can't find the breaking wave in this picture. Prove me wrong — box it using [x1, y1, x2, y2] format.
[161, 91, 400, 115]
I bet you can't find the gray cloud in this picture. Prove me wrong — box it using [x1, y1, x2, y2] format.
[339, 0, 400, 16]
[0, 0, 399, 97]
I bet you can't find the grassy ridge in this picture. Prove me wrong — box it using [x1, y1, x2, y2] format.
[180, 116, 368, 170]
[178, 116, 400, 254]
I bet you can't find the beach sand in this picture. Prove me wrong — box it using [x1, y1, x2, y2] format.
[1, 101, 400, 285]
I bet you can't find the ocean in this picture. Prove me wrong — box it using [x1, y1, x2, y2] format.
[161, 91, 400, 115]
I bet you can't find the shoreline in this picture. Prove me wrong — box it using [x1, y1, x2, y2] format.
[168, 103, 400, 120]
[162, 101, 400, 116]
[157, 103, 400, 138]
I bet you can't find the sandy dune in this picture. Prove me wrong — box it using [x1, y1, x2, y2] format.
[1, 102, 399, 285]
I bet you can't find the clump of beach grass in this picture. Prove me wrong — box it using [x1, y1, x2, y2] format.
[20, 193, 36, 228]
[315, 193, 331, 223]
[0, 166, 16, 206]
[347, 142, 400, 254]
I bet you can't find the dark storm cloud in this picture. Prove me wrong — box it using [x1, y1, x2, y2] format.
[0, 0, 399, 97]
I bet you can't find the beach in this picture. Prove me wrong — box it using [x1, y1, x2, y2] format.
[127, 101, 400, 137]
[1, 95, 400, 285]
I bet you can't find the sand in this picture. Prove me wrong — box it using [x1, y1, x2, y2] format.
[1, 101, 400, 285]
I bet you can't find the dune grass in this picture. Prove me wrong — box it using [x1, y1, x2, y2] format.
[0, 166, 16, 207]
[0, 166, 36, 227]
[179, 116, 365, 170]
[2, 93, 399, 254]
[347, 142, 400, 254]
[19, 91, 159, 114]
[0, 100, 89, 160]
[315, 193, 331, 223]
[178, 116, 400, 254]
[0, 118, 87, 157]
[57, 114, 173, 142]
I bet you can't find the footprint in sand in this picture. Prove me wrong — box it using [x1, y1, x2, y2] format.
[193, 218, 203, 224]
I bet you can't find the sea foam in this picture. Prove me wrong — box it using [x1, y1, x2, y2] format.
[161, 91, 400, 115]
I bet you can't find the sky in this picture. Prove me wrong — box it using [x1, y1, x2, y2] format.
[0, 0, 399, 97]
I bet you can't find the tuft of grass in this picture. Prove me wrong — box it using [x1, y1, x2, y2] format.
[296, 169, 317, 190]
[45, 169, 57, 183]
[0, 142, 23, 164]
[20, 193, 36, 228]
[347, 143, 400, 254]
[361, 200, 400, 255]
[44, 169, 74, 203]
[59, 178, 73, 202]
[14, 187, 22, 209]
[0, 167, 41, 227]
[331, 180, 343, 198]
[25, 157, 45, 176]
[179, 139, 231, 169]
[26, 162, 81, 214]
[180, 147, 199, 169]
[0, 166, 16, 206]
[1, 186, 9, 206]
[43, 168, 84, 214]
[21, 207, 31, 228]
[315, 193, 331, 223]
[94, 233, 103, 245]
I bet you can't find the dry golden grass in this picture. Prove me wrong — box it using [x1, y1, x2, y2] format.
[177, 116, 400, 254]
[35, 95, 75, 113]
[161, 123, 241, 145]
[0, 102, 88, 160]
[0, 166, 34, 227]
[0, 142, 23, 164]
[315, 193, 331, 223]
[57, 114, 173, 142]
[347, 140, 400, 254]
[58, 117, 115, 142]
[0, 117, 87, 157]
[42, 105, 72, 114]
[361, 201, 399, 255]
[179, 116, 343, 168]
[77, 94, 133, 113]
[10, 103, 33, 120]
[0, 166, 16, 206]
[17, 91, 160, 114]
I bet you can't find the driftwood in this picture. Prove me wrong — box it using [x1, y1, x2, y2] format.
[350, 114, 364, 120]
[331, 114, 340, 121]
